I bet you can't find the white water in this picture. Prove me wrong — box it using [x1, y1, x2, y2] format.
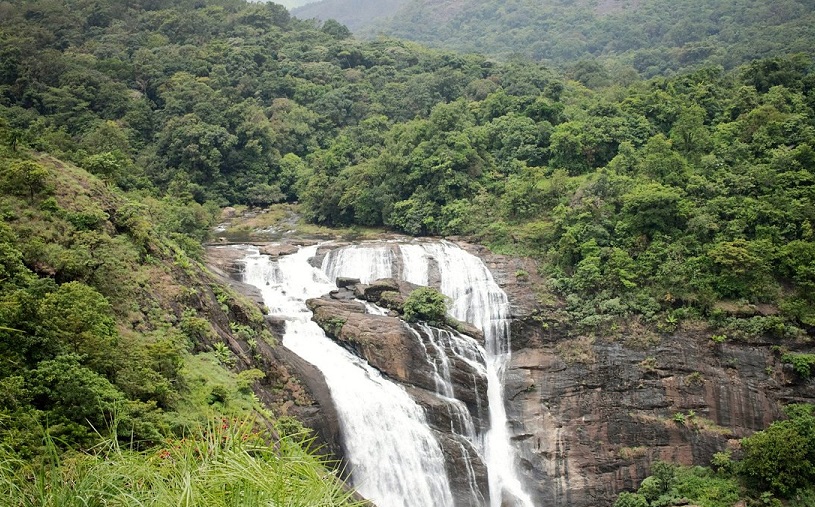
[323, 240, 534, 507]
[242, 246, 455, 507]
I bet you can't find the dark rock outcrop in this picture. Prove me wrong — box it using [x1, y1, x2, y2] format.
[464, 243, 815, 507]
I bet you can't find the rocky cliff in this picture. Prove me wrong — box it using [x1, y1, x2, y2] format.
[472, 244, 815, 507]
[209, 239, 815, 507]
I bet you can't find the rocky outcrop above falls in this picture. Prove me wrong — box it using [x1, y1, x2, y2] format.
[307, 296, 433, 388]
[306, 279, 488, 422]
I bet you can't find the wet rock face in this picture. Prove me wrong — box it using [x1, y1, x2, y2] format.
[466, 244, 815, 507]
[306, 283, 490, 420]
[307, 296, 435, 389]
[307, 279, 492, 507]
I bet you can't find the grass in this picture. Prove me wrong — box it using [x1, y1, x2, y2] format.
[0, 417, 361, 507]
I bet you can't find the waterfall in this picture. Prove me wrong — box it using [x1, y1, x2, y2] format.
[242, 246, 455, 507]
[324, 240, 534, 507]
[242, 240, 533, 507]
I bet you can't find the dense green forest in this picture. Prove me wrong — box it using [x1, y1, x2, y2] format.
[297, 0, 815, 79]
[0, 148, 358, 504]
[1, 0, 815, 504]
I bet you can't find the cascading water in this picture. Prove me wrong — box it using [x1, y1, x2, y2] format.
[323, 240, 534, 507]
[242, 239, 533, 507]
[242, 246, 455, 507]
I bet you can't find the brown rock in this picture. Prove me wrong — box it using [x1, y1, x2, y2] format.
[259, 243, 299, 258]
[454, 241, 815, 507]
[307, 294, 489, 420]
[308, 296, 432, 388]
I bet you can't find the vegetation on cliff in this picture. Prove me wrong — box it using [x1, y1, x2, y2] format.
[614, 405, 815, 507]
[403, 287, 449, 324]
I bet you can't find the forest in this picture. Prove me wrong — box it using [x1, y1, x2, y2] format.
[0, 0, 814, 504]
[297, 0, 815, 79]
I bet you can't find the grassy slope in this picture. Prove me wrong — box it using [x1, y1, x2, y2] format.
[0, 150, 357, 505]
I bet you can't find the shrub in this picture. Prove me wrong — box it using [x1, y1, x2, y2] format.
[402, 287, 448, 323]
[781, 353, 815, 378]
[614, 492, 648, 507]
[740, 404, 815, 497]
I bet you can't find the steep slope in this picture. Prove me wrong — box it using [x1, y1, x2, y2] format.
[0, 145, 356, 504]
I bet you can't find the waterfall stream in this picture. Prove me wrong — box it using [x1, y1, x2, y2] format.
[242, 240, 533, 507]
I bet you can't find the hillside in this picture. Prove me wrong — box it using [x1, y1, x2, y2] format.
[293, 0, 408, 31]
[295, 0, 815, 78]
[1, 0, 815, 504]
[2, 0, 813, 390]
[0, 143, 357, 504]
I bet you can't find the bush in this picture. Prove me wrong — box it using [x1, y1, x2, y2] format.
[740, 404, 815, 497]
[614, 492, 648, 507]
[402, 287, 448, 323]
[782, 353, 815, 378]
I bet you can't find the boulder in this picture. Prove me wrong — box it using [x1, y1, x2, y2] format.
[259, 243, 299, 258]
[307, 297, 435, 390]
[336, 276, 360, 288]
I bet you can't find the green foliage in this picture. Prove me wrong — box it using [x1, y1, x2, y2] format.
[1, 0, 813, 337]
[614, 492, 649, 507]
[351, 0, 815, 78]
[26, 354, 123, 435]
[402, 287, 448, 323]
[213, 342, 236, 367]
[1, 160, 51, 202]
[741, 404, 815, 497]
[236, 369, 266, 392]
[616, 461, 740, 507]
[782, 353, 815, 378]
[0, 416, 361, 507]
[650, 461, 676, 494]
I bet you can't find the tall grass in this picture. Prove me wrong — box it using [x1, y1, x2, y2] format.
[0, 416, 362, 507]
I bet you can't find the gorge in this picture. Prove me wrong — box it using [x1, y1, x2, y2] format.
[241, 240, 535, 507]
[229, 237, 815, 507]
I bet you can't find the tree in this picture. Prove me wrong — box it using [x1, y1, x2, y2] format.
[613, 492, 648, 507]
[619, 182, 690, 237]
[26, 353, 124, 436]
[740, 404, 815, 496]
[2, 160, 50, 202]
[403, 287, 448, 323]
[39, 281, 118, 373]
[321, 19, 351, 39]
[670, 104, 711, 158]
